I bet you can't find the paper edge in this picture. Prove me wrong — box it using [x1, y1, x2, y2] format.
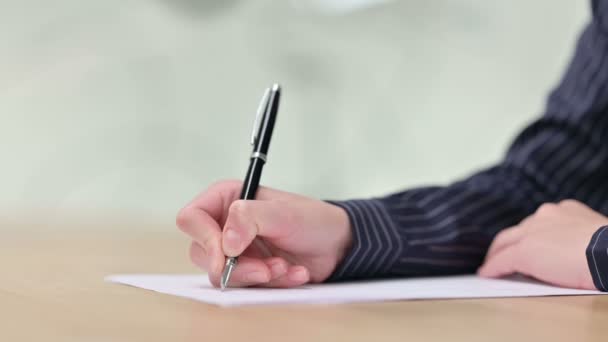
[105, 274, 606, 308]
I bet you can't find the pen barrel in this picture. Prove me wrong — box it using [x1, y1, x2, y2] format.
[252, 86, 280, 155]
[239, 157, 265, 200]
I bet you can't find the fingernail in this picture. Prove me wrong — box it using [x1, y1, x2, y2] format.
[244, 271, 269, 283]
[270, 261, 286, 277]
[223, 229, 240, 254]
[289, 268, 308, 282]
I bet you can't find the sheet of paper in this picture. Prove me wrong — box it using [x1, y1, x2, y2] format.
[106, 274, 605, 307]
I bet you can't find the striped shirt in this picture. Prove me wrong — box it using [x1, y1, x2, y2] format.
[330, 0, 608, 291]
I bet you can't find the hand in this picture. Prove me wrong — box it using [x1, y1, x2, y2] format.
[478, 200, 608, 290]
[176, 180, 352, 288]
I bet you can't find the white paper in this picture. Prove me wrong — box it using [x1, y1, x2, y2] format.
[106, 274, 605, 307]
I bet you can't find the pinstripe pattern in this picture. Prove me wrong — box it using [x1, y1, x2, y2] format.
[587, 226, 608, 291]
[329, 0, 608, 290]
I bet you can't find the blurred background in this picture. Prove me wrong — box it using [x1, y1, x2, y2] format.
[0, 0, 588, 230]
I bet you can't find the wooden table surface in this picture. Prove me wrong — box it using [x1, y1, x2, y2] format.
[2, 216, 608, 342]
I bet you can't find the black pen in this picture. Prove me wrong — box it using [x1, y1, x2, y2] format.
[220, 84, 281, 290]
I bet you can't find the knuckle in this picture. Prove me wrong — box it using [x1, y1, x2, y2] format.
[559, 199, 580, 207]
[176, 206, 193, 232]
[495, 226, 517, 240]
[493, 230, 507, 242]
[176, 208, 217, 247]
[207, 179, 242, 193]
[228, 200, 250, 220]
[200, 232, 217, 250]
[519, 216, 533, 226]
[536, 203, 557, 216]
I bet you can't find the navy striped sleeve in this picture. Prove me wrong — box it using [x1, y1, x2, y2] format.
[326, 200, 404, 280]
[328, 0, 608, 287]
[587, 226, 608, 291]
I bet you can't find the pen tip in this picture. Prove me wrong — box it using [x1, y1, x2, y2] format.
[272, 83, 281, 92]
[220, 275, 228, 291]
[220, 257, 237, 291]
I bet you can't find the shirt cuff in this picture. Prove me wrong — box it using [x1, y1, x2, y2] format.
[325, 199, 405, 281]
[586, 225, 608, 292]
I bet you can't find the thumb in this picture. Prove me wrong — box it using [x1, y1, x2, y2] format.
[222, 199, 301, 257]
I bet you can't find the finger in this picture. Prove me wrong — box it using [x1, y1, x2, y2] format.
[263, 257, 289, 280]
[259, 265, 311, 288]
[478, 244, 521, 278]
[485, 226, 525, 261]
[222, 200, 299, 257]
[220, 256, 272, 288]
[190, 241, 225, 286]
[239, 238, 274, 259]
[181, 180, 309, 226]
[178, 208, 224, 276]
[177, 182, 238, 234]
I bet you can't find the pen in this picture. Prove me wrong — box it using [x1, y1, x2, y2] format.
[220, 83, 281, 290]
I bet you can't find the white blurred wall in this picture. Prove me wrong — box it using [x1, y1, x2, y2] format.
[0, 0, 588, 228]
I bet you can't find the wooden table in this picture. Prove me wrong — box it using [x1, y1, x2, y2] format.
[2, 216, 608, 342]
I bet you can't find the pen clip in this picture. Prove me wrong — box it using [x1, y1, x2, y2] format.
[251, 87, 270, 146]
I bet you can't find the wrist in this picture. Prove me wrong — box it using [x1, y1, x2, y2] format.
[331, 205, 353, 268]
[324, 199, 404, 281]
